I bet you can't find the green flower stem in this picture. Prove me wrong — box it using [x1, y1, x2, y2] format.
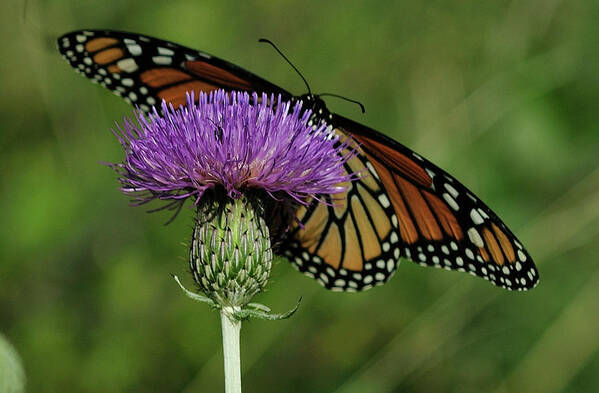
[173, 275, 302, 393]
[221, 308, 242, 393]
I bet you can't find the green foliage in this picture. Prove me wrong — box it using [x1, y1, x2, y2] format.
[0, 334, 25, 393]
[2, 0, 599, 392]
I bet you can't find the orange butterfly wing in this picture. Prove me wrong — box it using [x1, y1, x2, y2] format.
[57, 30, 290, 110]
[284, 114, 537, 291]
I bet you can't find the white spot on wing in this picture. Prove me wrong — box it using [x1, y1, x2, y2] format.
[478, 208, 489, 219]
[387, 259, 394, 272]
[158, 47, 175, 56]
[470, 209, 484, 225]
[443, 193, 459, 211]
[517, 250, 527, 262]
[444, 183, 459, 198]
[378, 194, 391, 208]
[153, 56, 172, 65]
[117, 58, 138, 73]
[465, 248, 474, 260]
[366, 163, 380, 180]
[127, 44, 142, 56]
[467, 228, 484, 248]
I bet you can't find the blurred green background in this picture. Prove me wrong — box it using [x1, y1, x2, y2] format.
[2, 0, 598, 392]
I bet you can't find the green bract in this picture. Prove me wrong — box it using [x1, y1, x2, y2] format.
[190, 195, 272, 308]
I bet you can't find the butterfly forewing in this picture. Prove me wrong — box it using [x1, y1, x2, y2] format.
[57, 29, 538, 292]
[332, 115, 538, 290]
[57, 30, 289, 111]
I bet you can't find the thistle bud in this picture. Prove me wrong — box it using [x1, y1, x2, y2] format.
[190, 194, 272, 308]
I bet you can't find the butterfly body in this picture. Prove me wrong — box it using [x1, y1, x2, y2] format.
[58, 30, 539, 291]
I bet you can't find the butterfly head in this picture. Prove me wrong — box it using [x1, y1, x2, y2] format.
[298, 93, 333, 122]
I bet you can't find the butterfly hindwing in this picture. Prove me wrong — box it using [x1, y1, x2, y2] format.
[58, 30, 538, 292]
[283, 139, 402, 292]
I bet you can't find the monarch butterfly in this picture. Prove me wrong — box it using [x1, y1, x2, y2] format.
[57, 29, 539, 292]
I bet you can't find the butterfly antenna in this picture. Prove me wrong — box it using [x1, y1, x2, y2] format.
[318, 93, 366, 113]
[258, 38, 312, 96]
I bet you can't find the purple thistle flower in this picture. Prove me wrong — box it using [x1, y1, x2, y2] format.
[111, 90, 357, 208]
